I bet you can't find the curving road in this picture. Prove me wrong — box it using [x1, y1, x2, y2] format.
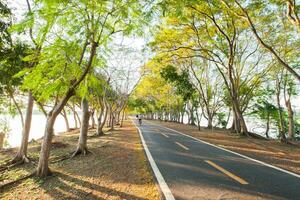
[134, 119, 300, 200]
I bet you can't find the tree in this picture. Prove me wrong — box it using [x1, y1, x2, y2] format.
[14, 0, 144, 177]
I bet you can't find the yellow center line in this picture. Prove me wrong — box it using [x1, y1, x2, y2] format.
[160, 132, 169, 138]
[205, 160, 249, 185]
[175, 142, 189, 151]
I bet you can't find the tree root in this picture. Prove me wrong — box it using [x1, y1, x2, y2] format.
[70, 147, 91, 158]
[0, 160, 27, 173]
[50, 153, 73, 164]
[0, 171, 35, 190]
[11, 155, 31, 164]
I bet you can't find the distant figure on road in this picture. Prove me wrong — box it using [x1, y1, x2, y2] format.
[137, 114, 143, 125]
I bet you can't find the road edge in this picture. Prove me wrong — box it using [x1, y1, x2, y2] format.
[150, 121, 300, 179]
[132, 120, 176, 200]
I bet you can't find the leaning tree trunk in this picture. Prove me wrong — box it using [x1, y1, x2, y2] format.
[195, 110, 201, 131]
[61, 108, 70, 132]
[36, 113, 57, 177]
[11, 92, 34, 164]
[73, 107, 78, 129]
[37, 93, 76, 177]
[73, 98, 90, 156]
[90, 110, 96, 129]
[96, 102, 108, 136]
[36, 38, 97, 177]
[225, 108, 231, 129]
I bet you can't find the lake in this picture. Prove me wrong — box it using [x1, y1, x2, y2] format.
[1, 113, 278, 148]
[1, 113, 79, 148]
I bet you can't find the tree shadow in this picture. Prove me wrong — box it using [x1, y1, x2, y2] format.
[41, 171, 147, 200]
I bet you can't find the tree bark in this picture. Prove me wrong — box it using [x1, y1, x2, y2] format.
[90, 109, 95, 129]
[11, 92, 34, 164]
[96, 100, 108, 136]
[73, 98, 90, 156]
[120, 108, 126, 127]
[276, 77, 287, 143]
[226, 108, 231, 129]
[73, 108, 78, 128]
[207, 114, 213, 129]
[61, 108, 70, 132]
[286, 99, 294, 139]
[195, 110, 201, 131]
[265, 113, 270, 138]
[109, 109, 115, 130]
[75, 110, 81, 127]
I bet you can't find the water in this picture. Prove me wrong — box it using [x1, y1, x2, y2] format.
[1, 113, 78, 148]
[1, 112, 278, 148]
[181, 114, 279, 139]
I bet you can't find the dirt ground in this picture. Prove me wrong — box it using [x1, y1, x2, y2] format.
[150, 120, 300, 175]
[0, 120, 161, 200]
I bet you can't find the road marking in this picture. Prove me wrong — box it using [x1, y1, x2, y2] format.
[160, 132, 169, 138]
[132, 120, 175, 200]
[205, 160, 249, 185]
[147, 121, 300, 179]
[175, 142, 189, 150]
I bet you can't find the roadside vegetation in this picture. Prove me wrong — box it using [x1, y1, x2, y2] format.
[130, 0, 300, 143]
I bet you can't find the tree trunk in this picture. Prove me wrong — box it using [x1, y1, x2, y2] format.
[116, 111, 121, 125]
[96, 101, 108, 136]
[286, 99, 294, 139]
[73, 109, 78, 128]
[207, 114, 213, 129]
[233, 99, 248, 135]
[75, 111, 81, 127]
[276, 78, 287, 143]
[120, 108, 126, 127]
[195, 110, 201, 131]
[36, 112, 57, 177]
[190, 107, 196, 125]
[265, 113, 270, 138]
[11, 92, 34, 164]
[109, 110, 115, 130]
[90, 110, 95, 129]
[73, 98, 90, 156]
[226, 108, 231, 129]
[61, 108, 70, 132]
[36, 33, 98, 178]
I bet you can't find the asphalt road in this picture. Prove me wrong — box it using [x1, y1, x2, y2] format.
[135, 120, 300, 200]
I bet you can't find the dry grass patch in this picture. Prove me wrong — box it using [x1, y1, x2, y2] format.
[0, 120, 160, 200]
